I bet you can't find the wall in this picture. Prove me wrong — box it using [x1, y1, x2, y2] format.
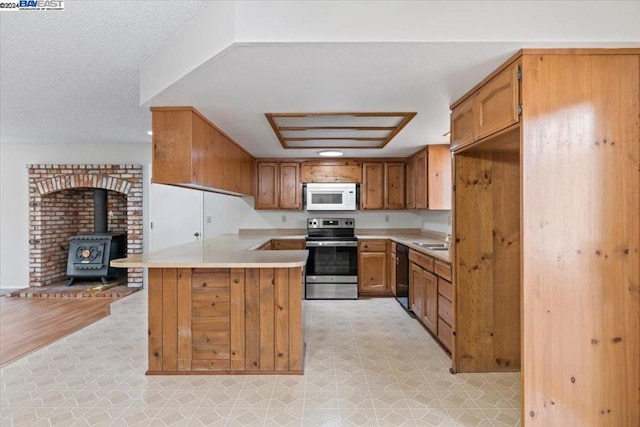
[0, 143, 151, 289]
[202, 191, 451, 238]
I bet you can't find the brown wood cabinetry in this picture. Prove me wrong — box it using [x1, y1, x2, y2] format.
[256, 162, 278, 209]
[405, 156, 416, 209]
[362, 162, 406, 210]
[452, 49, 640, 425]
[361, 162, 384, 209]
[390, 242, 397, 296]
[271, 239, 306, 250]
[300, 160, 362, 183]
[408, 145, 451, 210]
[151, 107, 254, 196]
[413, 150, 428, 209]
[450, 96, 475, 151]
[358, 240, 391, 295]
[449, 62, 521, 151]
[148, 267, 304, 374]
[384, 162, 405, 209]
[255, 161, 302, 210]
[409, 249, 452, 347]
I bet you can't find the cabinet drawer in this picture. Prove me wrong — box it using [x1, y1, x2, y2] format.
[438, 318, 453, 352]
[438, 295, 453, 326]
[438, 277, 453, 301]
[359, 240, 387, 252]
[409, 249, 434, 272]
[434, 260, 452, 282]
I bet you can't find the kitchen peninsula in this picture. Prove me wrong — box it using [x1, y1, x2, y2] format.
[112, 235, 308, 375]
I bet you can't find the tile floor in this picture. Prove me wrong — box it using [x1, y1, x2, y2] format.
[0, 291, 521, 426]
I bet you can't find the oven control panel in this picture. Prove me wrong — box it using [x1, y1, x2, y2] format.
[307, 218, 355, 229]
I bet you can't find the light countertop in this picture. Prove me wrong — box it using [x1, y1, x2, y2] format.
[111, 231, 450, 269]
[111, 234, 308, 268]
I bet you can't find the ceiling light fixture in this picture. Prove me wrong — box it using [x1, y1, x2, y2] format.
[147, 130, 153, 136]
[318, 150, 344, 157]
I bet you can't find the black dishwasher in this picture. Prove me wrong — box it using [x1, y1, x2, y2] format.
[395, 244, 410, 311]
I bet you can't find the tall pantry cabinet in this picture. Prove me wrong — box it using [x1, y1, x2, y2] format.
[450, 49, 639, 426]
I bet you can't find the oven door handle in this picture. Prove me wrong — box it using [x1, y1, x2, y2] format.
[305, 241, 358, 247]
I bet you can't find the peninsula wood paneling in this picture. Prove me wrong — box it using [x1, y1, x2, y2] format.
[147, 266, 304, 375]
[521, 53, 639, 426]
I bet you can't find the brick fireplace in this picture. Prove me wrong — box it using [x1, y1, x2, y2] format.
[28, 164, 143, 287]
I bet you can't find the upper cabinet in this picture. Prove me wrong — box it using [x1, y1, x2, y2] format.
[151, 107, 254, 196]
[408, 145, 452, 210]
[361, 162, 405, 210]
[255, 161, 302, 210]
[450, 62, 521, 151]
[300, 160, 362, 183]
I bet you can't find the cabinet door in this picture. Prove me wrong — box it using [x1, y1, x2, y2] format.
[390, 246, 397, 296]
[410, 263, 423, 318]
[475, 62, 520, 140]
[256, 162, 278, 209]
[450, 95, 476, 151]
[361, 162, 384, 209]
[427, 145, 452, 210]
[385, 162, 405, 209]
[422, 270, 438, 334]
[405, 157, 416, 209]
[414, 150, 428, 209]
[358, 252, 388, 293]
[278, 162, 301, 209]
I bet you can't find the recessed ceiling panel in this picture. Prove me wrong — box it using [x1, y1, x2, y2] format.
[266, 112, 416, 149]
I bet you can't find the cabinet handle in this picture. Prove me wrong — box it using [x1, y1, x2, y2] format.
[234, 279, 239, 284]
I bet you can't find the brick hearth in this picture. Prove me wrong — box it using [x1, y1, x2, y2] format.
[28, 164, 143, 287]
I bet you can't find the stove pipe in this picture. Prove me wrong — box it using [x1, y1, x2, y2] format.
[94, 189, 108, 234]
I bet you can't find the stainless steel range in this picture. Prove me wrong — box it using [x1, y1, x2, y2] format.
[305, 218, 358, 299]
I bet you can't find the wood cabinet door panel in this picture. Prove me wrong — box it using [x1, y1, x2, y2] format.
[300, 160, 362, 183]
[422, 270, 438, 334]
[427, 146, 452, 210]
[385, 162, 405, 209]
[410, 263, 423, 318]
[475, 63, 520, 140]
[414, 150, 428, 209]
[358, 252, 388, 293]
[256, 162, 278, 209]
[278, 162, 301, 209]
[438, 294, 453, 326]
[450, 96, 476, 151]
[362, 162, 384, 209]
[405, 157, 416, 209]
[437, 317, 453, 352]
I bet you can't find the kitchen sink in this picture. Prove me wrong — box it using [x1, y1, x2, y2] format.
[412, 242, 449, 251]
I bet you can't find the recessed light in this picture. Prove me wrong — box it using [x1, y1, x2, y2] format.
[147, 130, 153, 136]
[318, 150, 344, 157]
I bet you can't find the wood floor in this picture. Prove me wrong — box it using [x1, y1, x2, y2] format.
[0, 297, 112, 367]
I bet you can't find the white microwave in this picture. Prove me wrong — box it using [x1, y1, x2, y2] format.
[305, 183, 358, 211]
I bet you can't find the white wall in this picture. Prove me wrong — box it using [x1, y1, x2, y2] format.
[0, 143, 151, 289]
[202, 191, 449, 238]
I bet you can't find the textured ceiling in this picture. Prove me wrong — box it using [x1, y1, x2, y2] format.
[0, 0, 211, 144]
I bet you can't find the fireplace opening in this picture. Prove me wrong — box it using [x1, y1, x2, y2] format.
[66, 189, 127, 287]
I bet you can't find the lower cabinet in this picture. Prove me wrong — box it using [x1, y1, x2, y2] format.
[358, 240, 391, 295]
[271, 239, 306, 250]
[147, 267, 304, 374]
[409, 249, 453, 352]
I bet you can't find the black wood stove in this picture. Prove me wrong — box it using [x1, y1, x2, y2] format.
[66, 189, 126, 286]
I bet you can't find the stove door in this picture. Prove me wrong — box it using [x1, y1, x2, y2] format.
[305, 244, 357, 277]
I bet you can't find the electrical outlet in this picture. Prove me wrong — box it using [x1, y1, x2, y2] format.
[206, 216, 212, 223]
[385, 214, 390, 223]
[282, 215, 287, 223]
